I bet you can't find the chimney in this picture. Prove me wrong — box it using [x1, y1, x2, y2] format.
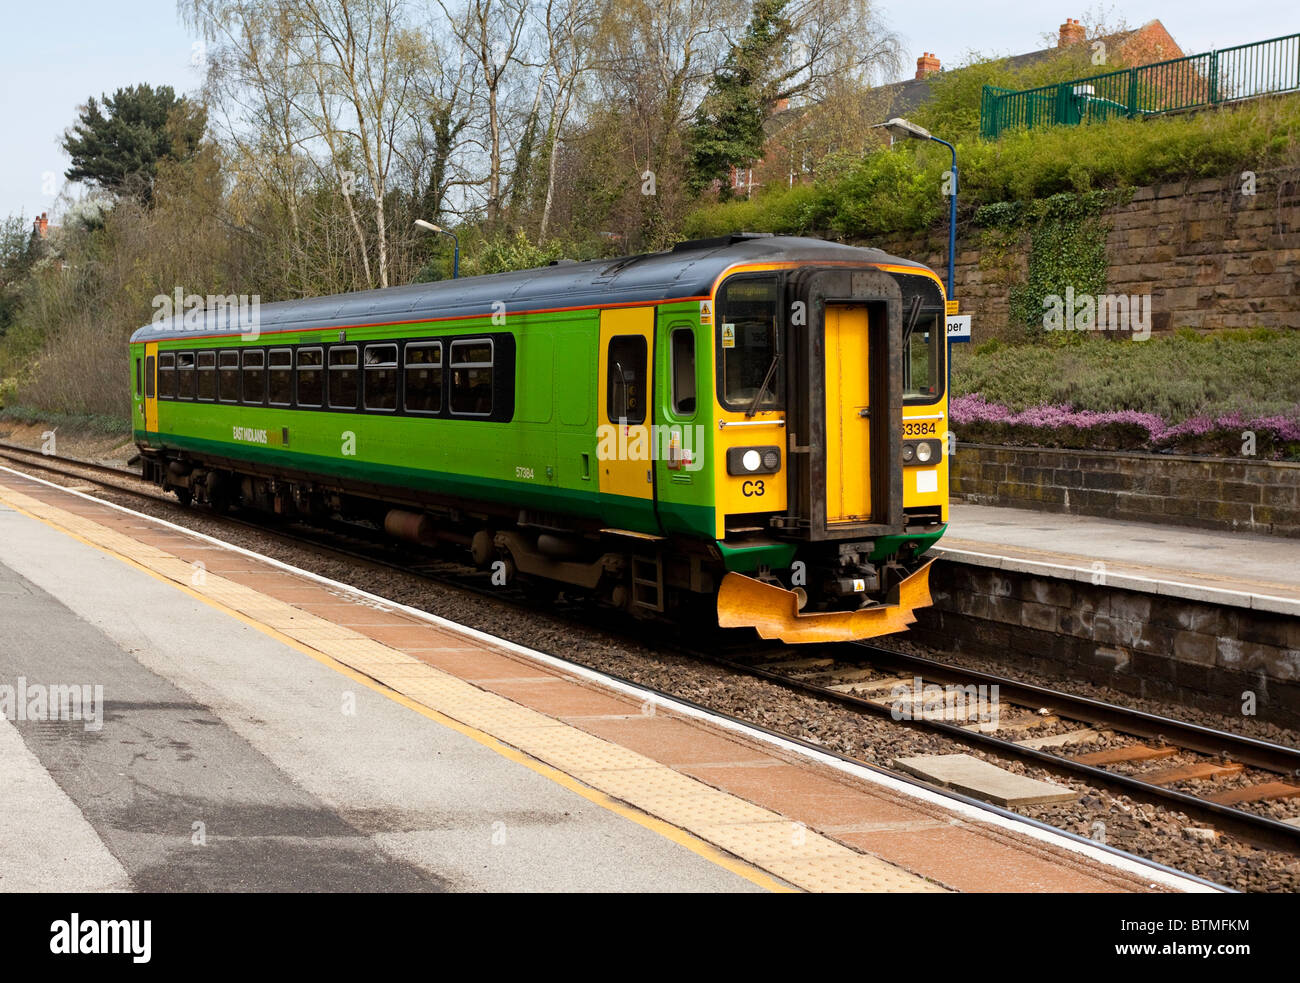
[915, 52, 941, 79]
[34, 212, 49, 238]
[1059, 17, 1086, 47]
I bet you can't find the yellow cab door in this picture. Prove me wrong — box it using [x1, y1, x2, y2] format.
[597, 307, 654, 501]
[825, 304, 871, 523]
[144, 342, 159, 433]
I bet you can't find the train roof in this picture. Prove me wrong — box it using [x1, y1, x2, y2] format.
[130, 233, 937, 343]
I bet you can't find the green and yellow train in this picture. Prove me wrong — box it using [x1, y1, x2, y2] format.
[130, 234, 949, 643]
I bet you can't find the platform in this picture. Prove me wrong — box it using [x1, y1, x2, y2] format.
[940, 503, 1300, 616]
[0, 466, 1212, 893]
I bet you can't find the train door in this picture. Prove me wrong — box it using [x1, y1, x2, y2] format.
[144, 342, 159, 432]
[824, 305, 872, 523]
[597, 307, 655, 503]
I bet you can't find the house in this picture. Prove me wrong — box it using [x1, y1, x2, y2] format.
[734, 15, 1187, 193]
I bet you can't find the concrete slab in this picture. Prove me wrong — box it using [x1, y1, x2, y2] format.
[893, 754, 1078, 807]
[1016, 728, 1102, 750]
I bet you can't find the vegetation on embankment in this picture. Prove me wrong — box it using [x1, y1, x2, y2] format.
[683, 93, 1300, 242]
[950, 330, 1300, 459]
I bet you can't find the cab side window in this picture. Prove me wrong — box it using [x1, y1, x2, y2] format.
[670, 328, 695, 416]
[606, 335, 647, 425]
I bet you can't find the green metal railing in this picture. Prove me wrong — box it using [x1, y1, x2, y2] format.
[980, 31, 1300, 139]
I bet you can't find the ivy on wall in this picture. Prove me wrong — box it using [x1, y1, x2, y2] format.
[975, 190, 1131, 334]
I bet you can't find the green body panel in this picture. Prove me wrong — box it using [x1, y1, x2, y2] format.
[131, 304, 719, 540]
[716, 540, 800, 573]
[868, 526, 948, 562]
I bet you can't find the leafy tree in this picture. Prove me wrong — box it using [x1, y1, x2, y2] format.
[688, 0, 793, 195]
[61, 84, 206, 203]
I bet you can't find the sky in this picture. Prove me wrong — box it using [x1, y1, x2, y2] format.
[1, 0, 1295, 224]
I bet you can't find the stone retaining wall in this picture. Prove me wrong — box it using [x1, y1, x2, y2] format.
[913, 561, 1300, 727]
[949, 443, 1300, 537]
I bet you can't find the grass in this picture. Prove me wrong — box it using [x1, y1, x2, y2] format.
[952, 328, 1300, 423]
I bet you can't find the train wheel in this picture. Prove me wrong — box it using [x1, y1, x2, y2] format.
[173, 487, 193, 507]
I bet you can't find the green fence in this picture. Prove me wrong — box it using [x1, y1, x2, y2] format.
[980, 31, 1300, 139]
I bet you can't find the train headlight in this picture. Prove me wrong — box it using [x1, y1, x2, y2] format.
[727, 446, 782, 476]
[901, 439, 943, 466]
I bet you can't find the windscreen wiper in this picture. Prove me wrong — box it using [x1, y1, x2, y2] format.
[902, 295, 922, 345]
[746, 353, 781, 418]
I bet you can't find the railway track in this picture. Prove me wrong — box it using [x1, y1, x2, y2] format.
[4, 441, 1299, 856]
[706, 646, 1300, 852]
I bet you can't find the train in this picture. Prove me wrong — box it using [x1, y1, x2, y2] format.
[128, 233, 949, 644]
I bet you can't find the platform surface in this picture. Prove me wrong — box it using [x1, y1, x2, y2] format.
[942, 503, 1300, 614]
[0, 467, 1208, 893]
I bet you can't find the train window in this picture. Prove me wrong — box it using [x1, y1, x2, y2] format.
[450, 340, 493, 416]
[364, 344, 398, 411]
[197, 351, 217, 401]
[717, 275, 783, 412]
[218, 350, 240, 403]
[177, 352, 196, 400]
[241, 349, 265, 404]
[606, 335, 646, 425]
[158, 352, 176, 399]
[135, 358, 142, 397]
[296, 347, 324, 408]
[268, 348, 293, 406]
[670, 328, 695, 416]
[404, 342, 442, 414]
[329, 346, 359, 410]
[904, 311, 943, 402]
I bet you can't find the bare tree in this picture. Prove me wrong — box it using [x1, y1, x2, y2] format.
[437, 0, 531, 224]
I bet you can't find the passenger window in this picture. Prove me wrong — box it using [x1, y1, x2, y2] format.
[241, 350, 265, 404]
[450, 340, 493, 416]
[329, 346, 359, 409]
[218, 350, 240, 403]
[268, 348, 293, 406]
[177, 352, 196, 400]
[158, 352, 175, 399]
[197, 351, 217, 401]
[670, 328, 695, 416]
[135, 358, 142, 397]
[296, 347, 323, 407]
[606, 335, 647, 425]
[143, 358, 154, 399]
[404, 342, 442, 414]
[364, 344, 398, 410]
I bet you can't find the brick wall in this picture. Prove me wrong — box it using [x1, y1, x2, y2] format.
[878, 165, 1300, 338]
[913, 561, 1300, 726]
[950, 443, 1300, 536]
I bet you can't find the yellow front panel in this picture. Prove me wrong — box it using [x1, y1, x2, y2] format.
[825, 305, 872, 523]
[901, 407, 950, 520]
[144, 342, 159, 433]
[597, 307, 655, 500]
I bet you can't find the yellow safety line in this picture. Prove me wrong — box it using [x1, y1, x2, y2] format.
[0, 483, 795, 893]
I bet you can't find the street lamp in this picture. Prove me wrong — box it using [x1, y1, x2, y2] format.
[873, 117, 957, 301]
[414, 219, 459, 278]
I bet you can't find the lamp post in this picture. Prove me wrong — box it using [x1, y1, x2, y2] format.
[872, 117, 957, 300]
[414, 219, 459, 278]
